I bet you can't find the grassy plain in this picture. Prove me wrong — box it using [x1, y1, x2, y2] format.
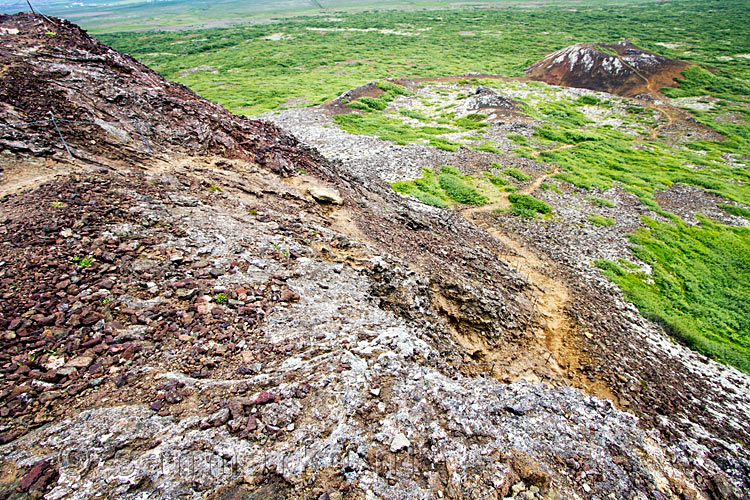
[98, 0, 750, 115]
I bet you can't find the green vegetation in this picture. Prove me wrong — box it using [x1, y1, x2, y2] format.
[70, 256, 94, 268]
[587, 196, 615, 208]
[596, 217, 750, 372]
[392, 172, 450, 207]
[98, 0, 750, 115]
[400, 109, 429, 122]
[661, 66, 750, 101]
[376, 80, 412, 96]
[333, 112, 453, 145]
[507, 133, 529, 146]
[486, 173, 508, 187]
[719, 204, 750, 219]
[594, 45, 618, 57]
[454, 113, 488, 130]
[474, 142, 502, 154]
[348, 80, 412, 112]
[438, 166, 488, 205]
[504, 168, 531, 182]
[429, 137, 461, 152]
[508, 193, 551, 218]
[214, 293, 229, 305]
[540, 182, 562, 194]
[392, 166, 492, 206]
[588, 214, 616, 226]
[576, 94, 602, 106]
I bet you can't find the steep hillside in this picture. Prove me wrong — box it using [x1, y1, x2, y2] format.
[0, 13, 748, 500]
[525, 41, 692, 97]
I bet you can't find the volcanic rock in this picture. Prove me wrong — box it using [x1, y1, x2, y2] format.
[525, 40, 692, 96]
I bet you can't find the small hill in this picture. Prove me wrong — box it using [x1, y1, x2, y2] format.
[524, 41, 692, 97]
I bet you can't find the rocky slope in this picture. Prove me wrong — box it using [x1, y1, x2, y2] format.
[524, 41, 692, 97]
[0, 13, 748, 500]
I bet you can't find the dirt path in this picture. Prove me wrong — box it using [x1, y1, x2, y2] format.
[615, 56, 677, 138]
[0, 159, 78, 198]
[460, 169, 617, 401]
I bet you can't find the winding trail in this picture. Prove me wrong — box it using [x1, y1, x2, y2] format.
[459, 167, 617, 400]
[616, 56, 677, 138]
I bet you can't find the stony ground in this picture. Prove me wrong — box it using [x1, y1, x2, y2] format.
[0, 12, 749, 500]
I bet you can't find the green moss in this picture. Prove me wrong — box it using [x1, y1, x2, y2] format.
[455, 113, 488, 130]
[596, 216, 750, 372]
[587, 196, 615, 208]
[576, 94, 602, 106]
[391, 166, 489, 206]
[333, 112, 453, 145]
[588, 214, 616, 226]
[507, 133, 529, 146]
[508, 193, 551, 218]
[473, 141, 502, 154]
[662, 65, 750, 101]
[376, 80, 412, 96]
[719, 204, 750, 219]
[430, 137, 461, 151]
[399, 109, 430, 122]
[504, 168, 531, 182]
[486, 173, 508, 187]
[392, 168, 450, 207]
[438, 166, 488, 205]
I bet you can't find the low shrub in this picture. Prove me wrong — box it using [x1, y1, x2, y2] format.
[588, 214, 616, 226]
[508, 193, 550, 217]
[504, 168, 531, 182]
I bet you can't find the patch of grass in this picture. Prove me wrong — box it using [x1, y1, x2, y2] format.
[507, 133, 529, 146]
[376, 80, 412, 96]
[587, 196, 615, 208]
[588, 214, 616, 226]
[391, 168, 450, 207]
[596, 216, 750, 372]
[214, 293, 228, 305]
[595, 45, 618, 57]
[508, 193, 551, 218]
[576, 94, 602, 106]
[333, 112, 453, 145]
[391, 166, 490, 206]
[504, 168, 531, 182]
[486, 172, 508, 187]
[438, 166, 488, 205]
[473, 141, 501, 154]
[455, 113, 488, 130]
[626, 105, 645, 114]
[540, 182, 562, 194]
[662, 65, 750, 102]
[399, 109, 429, 122]
[429, 137, 461, 151]
[718, 204, 750, 219]
[70, 256, 94, 268]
